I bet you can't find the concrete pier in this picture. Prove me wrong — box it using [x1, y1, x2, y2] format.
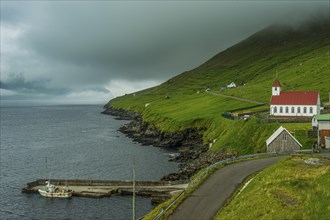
[22, 179, 187, 203]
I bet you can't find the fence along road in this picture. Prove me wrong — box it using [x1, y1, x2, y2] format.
[168, 156, 284, 220]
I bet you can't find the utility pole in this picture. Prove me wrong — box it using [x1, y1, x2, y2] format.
[132, 160, 136, 220]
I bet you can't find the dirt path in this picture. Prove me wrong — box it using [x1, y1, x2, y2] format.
[168, 157, 283, 220]
[207, 91, 265, 105]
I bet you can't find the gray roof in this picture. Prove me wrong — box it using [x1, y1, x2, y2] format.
[266, 126, 302, 147]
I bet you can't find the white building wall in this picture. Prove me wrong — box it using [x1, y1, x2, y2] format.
[318, 121, 330, 130]
[325, 137, 330, 149]
[227, 82, 236, 88]
[312, 117, 318, 127]
[270, 104, 317, 117]
[272, 87, 281, 96]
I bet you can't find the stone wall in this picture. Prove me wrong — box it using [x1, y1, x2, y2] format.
[33, 179, 185, 187]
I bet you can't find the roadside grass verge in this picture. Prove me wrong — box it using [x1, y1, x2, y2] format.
[216, 156, 330, 220]
[143, 163, 222, 220]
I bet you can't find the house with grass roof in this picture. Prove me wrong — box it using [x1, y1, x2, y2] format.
[270, 79, 320, 117]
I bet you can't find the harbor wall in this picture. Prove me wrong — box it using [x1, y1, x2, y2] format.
[22, 179, 187, 202]
[30, 179, 184, 187]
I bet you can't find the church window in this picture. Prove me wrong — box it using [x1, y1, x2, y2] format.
[280, 107, 283, 113]
[285, 107, 289, 113]
[274, 107, 277, 113]
[297, 107, 301, 113]
[303, 107, 307, 113]
[291, 107, 295, 113]
[310, 107, 313, 114]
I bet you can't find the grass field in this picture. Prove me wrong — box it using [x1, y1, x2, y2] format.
[108, 21, 329, 155]
[216, 156, 330, 220]
[110, 21, 330, 219]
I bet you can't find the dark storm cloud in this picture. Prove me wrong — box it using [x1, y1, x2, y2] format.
[21, 1, 329, 78]
[0, 1, 26, 24]
[1, 1, 329, 101]
[0, 73, 75, 95]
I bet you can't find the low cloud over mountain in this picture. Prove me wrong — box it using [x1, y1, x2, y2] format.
[1, 1, 328, 104]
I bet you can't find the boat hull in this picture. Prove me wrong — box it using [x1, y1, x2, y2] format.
[38, 189, 72, 198]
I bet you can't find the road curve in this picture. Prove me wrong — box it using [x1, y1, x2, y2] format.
[169, 156, 284, 220]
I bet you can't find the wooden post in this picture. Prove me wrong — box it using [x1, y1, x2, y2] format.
[132, 160, 136, 220]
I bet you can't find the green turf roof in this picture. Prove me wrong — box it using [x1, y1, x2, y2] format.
[314, 114, 330, 121]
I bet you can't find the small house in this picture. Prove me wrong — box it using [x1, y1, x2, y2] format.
[243, 115, 250, 120]
[313, 114, 330, 148]
[227, 82, 236, 88]
[266, 126, 302, 153]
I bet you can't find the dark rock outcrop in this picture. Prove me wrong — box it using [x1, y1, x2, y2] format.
[162, 149, 236, 181]
[118, 119, 203, 149]
[101, 106, 136, 120]
[102, 106, 235, 181]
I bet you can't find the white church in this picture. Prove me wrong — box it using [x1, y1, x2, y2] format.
[270, 80, 320, 117]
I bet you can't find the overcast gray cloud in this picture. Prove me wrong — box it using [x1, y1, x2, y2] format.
[1, 0, 329, 104]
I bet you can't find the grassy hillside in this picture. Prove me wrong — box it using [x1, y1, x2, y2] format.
[216, 156, 330, 220]
[108, 21, 329, 154]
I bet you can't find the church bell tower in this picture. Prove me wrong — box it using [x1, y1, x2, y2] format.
[272, 80, 281, 96]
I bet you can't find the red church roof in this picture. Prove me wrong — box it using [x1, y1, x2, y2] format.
[272, 80, 281, 87]
[270, 91, 319, 105]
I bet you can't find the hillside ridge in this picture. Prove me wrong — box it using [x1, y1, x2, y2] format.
[106, 19, 329, 173]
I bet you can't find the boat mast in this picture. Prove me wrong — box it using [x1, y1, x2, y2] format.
[132, 160, 136, 220]
[45, 157, 48, 180]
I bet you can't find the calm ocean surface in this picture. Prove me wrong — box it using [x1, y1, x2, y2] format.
[0, 104, 178, 219]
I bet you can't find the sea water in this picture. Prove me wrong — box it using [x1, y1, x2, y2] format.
[0, 104, 178, 219]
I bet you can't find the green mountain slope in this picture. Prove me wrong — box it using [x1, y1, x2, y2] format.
[107, 21, 330, 154]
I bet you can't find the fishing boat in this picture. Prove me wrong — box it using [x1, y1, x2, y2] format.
[38, 180, 73, 198]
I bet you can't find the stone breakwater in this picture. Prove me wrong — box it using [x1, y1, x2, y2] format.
[101, 107, 235, 181]
[22, 179, 187, 204]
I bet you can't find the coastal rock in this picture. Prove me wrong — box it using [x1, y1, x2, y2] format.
[118, 119, 203, 149]
[161, 149, 236, 181]
[103, 106, 235, 181]
[101, 107, 136, 120]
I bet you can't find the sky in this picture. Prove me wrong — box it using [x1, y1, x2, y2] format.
[1, 1, 329, 105]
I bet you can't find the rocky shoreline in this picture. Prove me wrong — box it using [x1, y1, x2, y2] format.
[102, 107, 235, 181]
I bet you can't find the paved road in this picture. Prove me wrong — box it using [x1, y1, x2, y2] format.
[169, 157, 284, 220]
[207, 91, 265, 105]
[319, 151, 330, 158]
